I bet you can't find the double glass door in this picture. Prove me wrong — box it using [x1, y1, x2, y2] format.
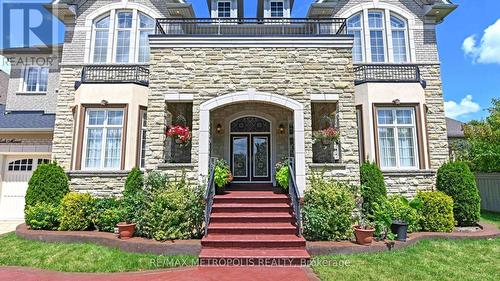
[230, 134, 271, 182]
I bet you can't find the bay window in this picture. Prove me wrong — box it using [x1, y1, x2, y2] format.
[376, 108, 418, 169]
[23, 66, 49, 93]
[83, 109, 124, 170]
[91, 11, 155, 63]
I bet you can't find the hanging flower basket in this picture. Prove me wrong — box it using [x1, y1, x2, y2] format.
[313, 127, 340, 146]
[166, 125, 192, 146]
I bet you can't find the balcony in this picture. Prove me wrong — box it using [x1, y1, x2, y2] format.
[78, 65, 149, 89]
[154, 18, 347, 37]
[354, 64, 425, 87]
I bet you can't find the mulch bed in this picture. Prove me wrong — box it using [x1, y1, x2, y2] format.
[15, 222, 500, 257]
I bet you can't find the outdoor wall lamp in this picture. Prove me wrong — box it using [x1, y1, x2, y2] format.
[279, 124, 285, 134]
[216, 123, 222, 134]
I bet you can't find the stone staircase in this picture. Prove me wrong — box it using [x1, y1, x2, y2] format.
[199, 184, 310, 266]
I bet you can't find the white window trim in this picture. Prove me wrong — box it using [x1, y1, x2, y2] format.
[90, 13, 111, 64]
[367, 10, 387, 63]
[19, 66, 49, 93]
[112, 10, 134, 63]
[139, 109, 147, 169]
[82, 108, 125, 171]
[376, 107, 419, 170]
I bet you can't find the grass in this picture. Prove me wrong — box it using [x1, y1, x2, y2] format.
[313, 211, 500, 281]
[0, 233, 197, 273]
[481, 210, 500, 228]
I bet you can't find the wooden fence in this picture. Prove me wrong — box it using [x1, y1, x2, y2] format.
[476, 173, 500, 212]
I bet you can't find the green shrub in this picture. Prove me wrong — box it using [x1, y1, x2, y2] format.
[275, 164, 289, 189]
[303, 175, 356, 241]
[59, 192, 95, 231]
[387, 195, 421, 233]
[124, 167, 143, 198]
[213, 159, 231, 189]
[140, 178, 204, 240]
[360, 162, 387, 216]
[436, 161, 481, 226]
[416, 191, 455, 232]
[92, 198, 123, 232]
[25, 162, 69, 210]
[24, 203, 60, 230]
[370, 200, 394, 240]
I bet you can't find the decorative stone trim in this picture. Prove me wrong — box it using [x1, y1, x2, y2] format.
[382, 170, 436, 177]
[309, 163, 347, 170]
[67, 170, 131, 177]
[157, 163, 197, 170]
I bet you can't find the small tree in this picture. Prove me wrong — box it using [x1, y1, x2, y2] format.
[436, 161, 481, 226]
[360, 162, 387, 216]
[25, 162, 69, 210]
[124, 167, 143, 198]
[122, 168, 145, 224]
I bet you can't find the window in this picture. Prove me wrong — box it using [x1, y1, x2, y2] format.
[93, 15, 110, 63]
[368, 11, 385, 62]
[23, 67, 49, 92]
[139, 109, 147, 169]
[270, 1, 284, 18]
[391, 15, 408, 63]
[377, 108, 418, 169]
[8, 159, 33, 171]
[217, 1, 231, 18]
[37, 159, 51, 165]
[83, 109, 124, 170]
[91, 11, 155, 63]
[347, 14, 363, 63]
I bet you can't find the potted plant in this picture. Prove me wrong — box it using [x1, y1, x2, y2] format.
[274, 160, 289, 194]
[313, 127, 340, 146]
[214, 159, 232, 194]
[389, 196, 422, 241]
[116, 206, 136, 240]
[353, 216, 375, 245]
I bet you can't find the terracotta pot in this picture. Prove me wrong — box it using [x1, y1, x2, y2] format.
[117, 222, 136, 239]
[354, 226, 375, 245]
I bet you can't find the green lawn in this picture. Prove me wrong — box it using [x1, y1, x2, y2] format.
[313, 211, 500, 281]
[0, 233, 197, 273]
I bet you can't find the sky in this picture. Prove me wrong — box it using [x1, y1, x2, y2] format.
[1, 0, 499, 122]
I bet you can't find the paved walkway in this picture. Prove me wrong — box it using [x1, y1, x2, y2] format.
[0, 266, 319, 281]
[0, 220, 23, 235]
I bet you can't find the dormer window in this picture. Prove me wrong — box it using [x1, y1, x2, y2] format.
[270, 1, 284, 18]
[217, 1, 231, 18]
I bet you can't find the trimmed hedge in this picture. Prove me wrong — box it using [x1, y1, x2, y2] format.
[303, 175, 356, 241]
[360, 162, 387, 216]
[25, 163, 69, 210]
[436, 161, 481, 226]
[25, 203, 60, 230]
[416, 191, 455, 232]
[59, 193, 95, 231]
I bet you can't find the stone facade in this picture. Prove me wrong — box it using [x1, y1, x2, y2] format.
[68, 171, 129, 197]
[384, 171, 436, 197]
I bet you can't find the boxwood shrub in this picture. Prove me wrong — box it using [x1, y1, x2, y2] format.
[92, 197, 122, 232]
[59, 192, 95, 231]
[416, 191, 455, 232]
[25, 203, 60, 230]
[387, 195, 421, 233]
[303, 175, 356, 241]
[360, 162, 387, 216]
[25, 162, 69, 210]
[436, 161, 481, 226]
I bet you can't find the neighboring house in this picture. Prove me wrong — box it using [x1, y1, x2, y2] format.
[46, 0, 455, 197]
[0, 70, 8, 105]
[0, 45, 61, 219]
[446, 117, 466, 159]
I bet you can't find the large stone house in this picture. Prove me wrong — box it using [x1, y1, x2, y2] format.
[0, 0, 456, 221]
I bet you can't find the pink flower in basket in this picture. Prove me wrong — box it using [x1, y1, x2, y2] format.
[313, 127, 340, 145]
[166, 125, 192, 145]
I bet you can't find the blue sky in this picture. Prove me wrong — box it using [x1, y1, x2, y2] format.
[1, 0, 499, 122]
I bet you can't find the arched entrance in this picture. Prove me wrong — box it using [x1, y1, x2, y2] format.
[230, 116, 271, 182]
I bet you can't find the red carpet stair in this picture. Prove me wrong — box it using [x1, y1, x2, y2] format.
[199, 184, 310, 266]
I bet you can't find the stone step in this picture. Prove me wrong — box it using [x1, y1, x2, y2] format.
[207, 222, 297, 235]
[201, 234, 306, 248]
[210, 212, 295, 224]
[212, 203, 292, 213]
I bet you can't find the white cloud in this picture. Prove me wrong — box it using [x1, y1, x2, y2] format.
[462, 19, 500, 64]
[444, 95, 481, 119]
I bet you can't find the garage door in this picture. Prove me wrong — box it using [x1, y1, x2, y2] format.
[0, 157, 51, 220]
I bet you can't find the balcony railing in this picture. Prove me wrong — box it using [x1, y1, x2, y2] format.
[354, 64, 422, 85]
[155, 18, 347, 37]
[80, 65, 149, 87]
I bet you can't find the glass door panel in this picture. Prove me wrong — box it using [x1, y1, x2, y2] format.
[231, 136, 249, 181]
[251, 135, 271, 181]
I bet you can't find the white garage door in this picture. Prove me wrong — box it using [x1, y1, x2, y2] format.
[0, 156, 51, 220]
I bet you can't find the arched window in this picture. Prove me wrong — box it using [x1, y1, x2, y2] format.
[390, 15, 408, 63]
[91, 11, 155, 64]
[346, 9, 411, 63]
[347, 13, 363, 63]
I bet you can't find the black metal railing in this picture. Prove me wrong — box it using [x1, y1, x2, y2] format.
[204, 158, 217, 237]
[288, 158, 302, 237]
[155, 18, 347, 37]
[81, 65, 150, 86]
[354, 64, 421, 85]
